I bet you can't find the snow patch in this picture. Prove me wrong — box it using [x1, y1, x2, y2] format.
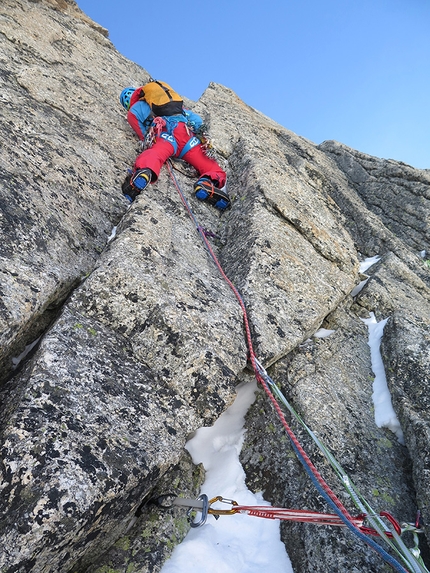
[313, 328, 335, 338]
[12, 337, 41, 369]
[350, 278, 369, 297]
[359, 255, 381, 273]
[350, 255, 380, 297]
[107, 226, 117, 243]
[361, 313, 404, 444]
[160, 380, 293, 573]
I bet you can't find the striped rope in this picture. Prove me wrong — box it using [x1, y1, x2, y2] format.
[165, 161, 415, 573]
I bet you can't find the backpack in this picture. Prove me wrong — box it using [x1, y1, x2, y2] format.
[139, 80, 183, 117]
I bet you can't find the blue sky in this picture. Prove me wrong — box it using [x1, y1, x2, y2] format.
[77, 0, 429, 169]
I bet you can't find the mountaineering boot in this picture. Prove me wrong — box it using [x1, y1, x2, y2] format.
[121, 168, 152, 203]
[194, 177, 231, 211]
[131, 168, 152, 191]
[121, 173, 137, 203]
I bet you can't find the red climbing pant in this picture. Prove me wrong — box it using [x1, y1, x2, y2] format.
[134, 122, 226, 188]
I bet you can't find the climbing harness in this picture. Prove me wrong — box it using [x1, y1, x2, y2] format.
[164, 161, 428, 573]
[143, 116, 186, 155]
[142, 117, 214, 159]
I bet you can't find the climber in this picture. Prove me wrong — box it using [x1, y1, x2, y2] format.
[119, 80, 230, 210]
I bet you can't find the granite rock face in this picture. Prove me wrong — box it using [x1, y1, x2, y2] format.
[0, 0, 147, 381]
[0, 1, 429, 572]
[319, 140, 430, 257]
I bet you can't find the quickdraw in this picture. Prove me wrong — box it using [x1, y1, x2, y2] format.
[143, 117, 169, 151]
[173, 494, 410, 539]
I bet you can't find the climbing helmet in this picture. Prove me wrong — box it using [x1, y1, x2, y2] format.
[120, 87, 136, 110]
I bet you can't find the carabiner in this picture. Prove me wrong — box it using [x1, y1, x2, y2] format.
[380, 511, 402, 536]
[207, 496, 239, 516]
[188, 494, 209, 528]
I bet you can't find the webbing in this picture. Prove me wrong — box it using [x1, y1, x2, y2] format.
[165, 161, 413, 573]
